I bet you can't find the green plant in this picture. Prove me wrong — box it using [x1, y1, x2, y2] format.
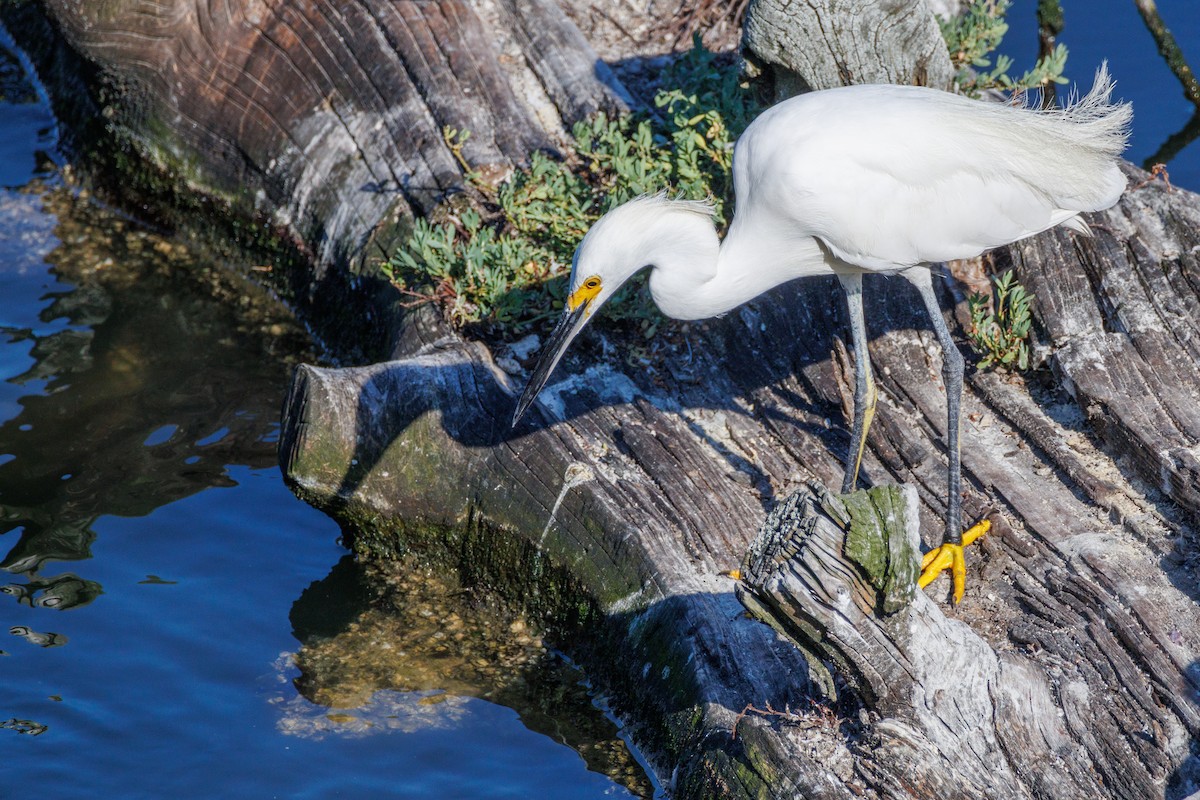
[938, 0, 1068, 96]
[381, 42, 758, 335]
[967, 269, 1033, 370]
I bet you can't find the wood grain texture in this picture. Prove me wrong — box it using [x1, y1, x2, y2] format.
[13, 0, 1200, 793]
[27, 0, 625, 269]
[496, 0, 631, 123]
[741, 0, 955, 94]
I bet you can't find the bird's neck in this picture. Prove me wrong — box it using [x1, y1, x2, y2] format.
[648, 214, 831, 320]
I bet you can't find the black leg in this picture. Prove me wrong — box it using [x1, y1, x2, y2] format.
[837, 272, 877, 495]
[906, 268, 964, 546]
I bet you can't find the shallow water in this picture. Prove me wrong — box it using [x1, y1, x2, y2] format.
[0, 40, 653, 799]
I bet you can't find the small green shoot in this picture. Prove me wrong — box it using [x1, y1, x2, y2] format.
[967, 269, 1034, 371]
[443, 126, 472, 172]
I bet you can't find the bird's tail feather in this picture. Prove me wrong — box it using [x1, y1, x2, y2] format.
[1045, 62, 1133, 161]
[998, 63, 1133, 210]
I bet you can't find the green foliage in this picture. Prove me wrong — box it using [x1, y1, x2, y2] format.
[381, 41, 758, 334]
[938, 0, 1068, 96]
[967, 270, 1034, 371]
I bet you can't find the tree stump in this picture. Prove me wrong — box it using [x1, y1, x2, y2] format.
[741, 0, 955, 96]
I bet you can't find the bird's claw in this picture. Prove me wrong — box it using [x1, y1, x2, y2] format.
[917, 520, 990, 603]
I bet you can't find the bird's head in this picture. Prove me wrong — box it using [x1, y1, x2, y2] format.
[509, 212, 638, 427]
[510, 195, 716, 427]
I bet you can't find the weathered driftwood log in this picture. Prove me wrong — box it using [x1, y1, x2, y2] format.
[738, 485, 1184, 800]
[738, 485, 1023, 800]
[0, 0, 633, 359]
[14, 0, 624, 239]
[281, 168, 1200, 798]
[280, 313, 830, 798]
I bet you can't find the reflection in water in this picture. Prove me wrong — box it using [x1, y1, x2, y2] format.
[0, 521, 94, 576]
[9, 623, 65, 647]
[283, 556, 656, 799]
[1, 571, 100, 609]
[0, 717, 47, 736]
[0, 186, 313, 612]
[0, 172, 655, 797]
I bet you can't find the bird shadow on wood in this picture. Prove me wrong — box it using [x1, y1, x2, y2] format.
[305, 272, 961, 512]
[280, 259, 1200, 796]
[288, 269, 978, 522]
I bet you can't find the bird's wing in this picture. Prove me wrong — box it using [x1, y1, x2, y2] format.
[737, 85, 1127, 271]
[802, 155, 1084, 269]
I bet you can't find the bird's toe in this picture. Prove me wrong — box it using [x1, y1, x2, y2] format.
[917, 520, 990, 603]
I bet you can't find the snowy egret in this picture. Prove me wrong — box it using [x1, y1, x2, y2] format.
[512, 67, 1131, 602]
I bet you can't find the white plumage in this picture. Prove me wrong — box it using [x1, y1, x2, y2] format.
[513, 67, 1131, 601]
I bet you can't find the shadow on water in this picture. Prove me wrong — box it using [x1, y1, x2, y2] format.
[0, 182, 659, 796]
[281, 509, 812, 799]
[0, 38, 661, 793]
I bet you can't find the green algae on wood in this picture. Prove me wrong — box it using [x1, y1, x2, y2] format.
[838, 487, 919, 615]
[744, 484, 920, 619]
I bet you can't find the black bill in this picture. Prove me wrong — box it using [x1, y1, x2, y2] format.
[511, 302, 590, 427]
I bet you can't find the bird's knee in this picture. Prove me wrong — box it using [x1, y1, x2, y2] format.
[942, 344, 965, 376]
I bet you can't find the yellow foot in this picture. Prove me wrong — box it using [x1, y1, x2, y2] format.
[917, 520, 991, 603]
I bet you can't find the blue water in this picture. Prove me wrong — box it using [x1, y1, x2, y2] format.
[0, 35, 650, 800]
[4, 468, 631, 797]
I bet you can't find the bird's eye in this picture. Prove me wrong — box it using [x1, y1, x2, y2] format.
[585, 278, 600, 289]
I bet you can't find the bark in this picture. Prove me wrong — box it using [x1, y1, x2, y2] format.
[23, 0, 627, 261]
[741, 0, 955, 96]
[1, 0, 630, 362]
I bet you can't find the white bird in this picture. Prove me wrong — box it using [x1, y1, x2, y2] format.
[512, 67, 1131, 602]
